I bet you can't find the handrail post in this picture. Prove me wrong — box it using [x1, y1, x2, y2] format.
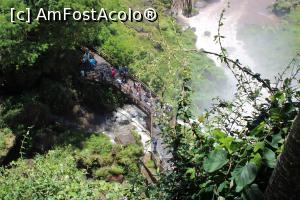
[150, 112, 153, 138]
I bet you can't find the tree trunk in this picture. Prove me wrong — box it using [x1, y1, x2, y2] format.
[265, 112, 300, 200]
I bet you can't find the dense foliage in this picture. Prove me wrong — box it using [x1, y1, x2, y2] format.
[97, 0, 226, 105]
[151, 29, 300, 200]
[0, 0, 101, 70]
[0, 0, 299, 199]
[0, 132, 144, 199]
[273, 0, 300, 15]
[0, 128, 15, 162]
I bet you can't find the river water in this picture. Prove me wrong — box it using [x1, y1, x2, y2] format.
[188, 0, 278, 68]
[180, 0, 294, 110]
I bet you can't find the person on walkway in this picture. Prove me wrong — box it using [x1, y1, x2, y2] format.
[82, 48, 98, 69]
[134, 82, 138, 90]
[82, 48, 90, 64]
[104, 67, 110, 78]
[80, 70, 85, 77]
[145, 92, 153, 106]
[123, 66, 129, 83]
[89, 58, 97, 68]
[119, 66, 126, 83]
[145, 95, 152, 107]
[134, 82, 138, 95]
[100, 70, 104, 80]
[121, 83, 130, 94]
[152, 137, 158, 153]
[119, 66, 124, 75]
[146, 91, 152, 100]
[134, 82, 140, 92]
[116, 78, 122, 87]
[129, 84, 134, 94]
[111, 67, 117, 79]
[137, 83, 142, 101]
[134, 82, 140, 99]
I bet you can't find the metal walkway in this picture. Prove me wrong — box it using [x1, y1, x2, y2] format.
[82, 50, 172, 172]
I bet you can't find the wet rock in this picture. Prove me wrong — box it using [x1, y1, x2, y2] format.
[194, 0, 208, 9]
[191, 27, 196, 32]
[115, 112, 130, 125]
[115, 132, 136, 145]
[204, 31, 211, 37]
[125, 106, 140, 118]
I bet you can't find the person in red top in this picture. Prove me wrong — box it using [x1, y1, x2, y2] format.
[111, 68, 117, 79]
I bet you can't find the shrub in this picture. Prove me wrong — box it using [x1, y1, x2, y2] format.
[131, 130, 143, 147]
[0, 128, 15, 159]
[83, 134, 113, 155]
[39, 80, 77, 115]
[95, 167, 111, 179]
[116, 144, 143, 174]
[94, 165, 124, 179]
[109, 165, 124, 175]
[0, 149, 102, 200]
[99, 153, 115, 167]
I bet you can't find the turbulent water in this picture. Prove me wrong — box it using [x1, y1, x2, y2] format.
[180, 0, 296, 109]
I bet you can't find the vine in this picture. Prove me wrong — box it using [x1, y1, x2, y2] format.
[20, 126, 34, 159]
[150, 2, 300, 199]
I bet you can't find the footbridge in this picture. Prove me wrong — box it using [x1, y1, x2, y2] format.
[81, 50, 172, 174]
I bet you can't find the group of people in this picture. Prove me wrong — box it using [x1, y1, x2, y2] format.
[134, 82, 142, 100]
[80, 48, 155, 110]
[113, 68, 142, 100]
[81, 48, 98, 77]
[82, 49, 97, 68]
[110, 67, 154, 108]
[110, 66, 129, 83]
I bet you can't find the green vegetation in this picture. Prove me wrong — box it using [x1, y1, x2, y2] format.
[0, 132, 143, 199]
[0, 148, 129, 200]
[284, 5, 300, 49]
[1, 0, 299, 199]
[75, 133, 143, 179]
[97, 0, 225, 104]
[273, 0, 300, 15]
[151, 53, 300, 199]
[0, 128, 15, 160]
[0, 0, 101, 70]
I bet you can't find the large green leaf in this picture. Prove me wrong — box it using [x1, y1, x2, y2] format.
[250, 122, 266, 136]
[253, 142, 265, 152]
[220, 137, 234, 154]
[185, 168, 196, 179]
[269, 134, 283, 148]
[270, 108, 282, 122]
[203, 149, 229, 173]
[212, 129, 226, 140]
[232, 163, 258, 192]
[263, 148, 276, 168]
[250, 153, 262, 167]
